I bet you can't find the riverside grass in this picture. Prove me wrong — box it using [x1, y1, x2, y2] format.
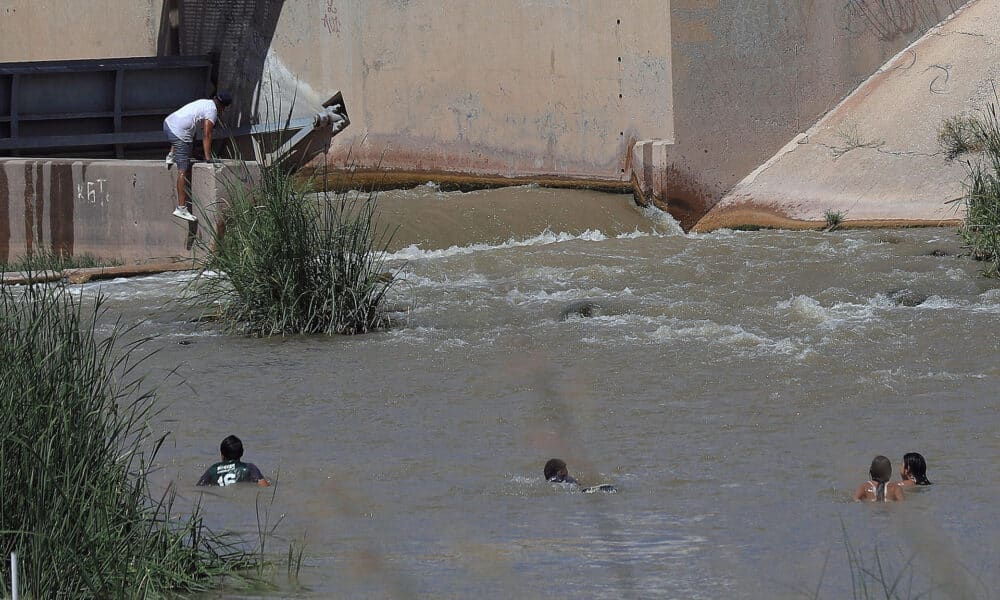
[941, 97, 1000, 276]
[0, 282, 253, 598]
[193, 158, 400, 337]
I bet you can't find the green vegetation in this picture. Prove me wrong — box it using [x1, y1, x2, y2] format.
[941, 100, 1000, 276]
[824, 209, 845, 231]
[1, 251, 121, 273]
[0, 282, 254, 598]
[193, 158, 401, 337]
[938, 115, 986, 160]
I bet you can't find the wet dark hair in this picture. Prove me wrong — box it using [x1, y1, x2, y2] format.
[544, 458, 568, 482]
[220, 435, 244, 461]
[903, 452, 932, 485]
[869, 455, 892, 501]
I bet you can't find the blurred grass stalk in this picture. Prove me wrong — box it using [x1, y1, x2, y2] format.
[0, 281, 254, 598]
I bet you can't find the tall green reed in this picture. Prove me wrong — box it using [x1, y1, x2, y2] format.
[0, 281, 252, 598]
[192, 157, 401, 337]
[941, 94, 1000, 276]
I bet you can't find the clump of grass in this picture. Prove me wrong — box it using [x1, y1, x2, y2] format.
[1, 251, 121, 273]
[824, 209, 845, 231]
[945, 97, 1000, 276]
[193, 158, 401, 336]
[0, 282, 254, 598]
[938, 115, 987, 160]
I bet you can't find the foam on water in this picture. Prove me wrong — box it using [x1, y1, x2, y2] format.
[385, 228, 610, 261]
[504, 287, 612, 304]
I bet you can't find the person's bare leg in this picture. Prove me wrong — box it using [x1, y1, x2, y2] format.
[176, 168, 190, 209]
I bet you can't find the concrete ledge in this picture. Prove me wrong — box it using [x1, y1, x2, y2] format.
[0, 158, 255, 265]
[1, 261, 196, 286]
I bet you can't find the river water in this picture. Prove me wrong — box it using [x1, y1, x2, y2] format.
[80, 186, 998, 599]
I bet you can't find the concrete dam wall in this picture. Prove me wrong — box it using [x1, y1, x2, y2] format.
[0, 0, 983, 261]
[698, 0, 998, 231]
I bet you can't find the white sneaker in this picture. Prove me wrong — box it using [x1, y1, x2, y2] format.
[165, 150, 175, 170]
[172, 206, 197, 222]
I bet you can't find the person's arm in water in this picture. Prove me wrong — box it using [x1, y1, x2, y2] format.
[196, 467, 215, 486]
[202, 119, 214, 162]
[248, 463, 271, 487]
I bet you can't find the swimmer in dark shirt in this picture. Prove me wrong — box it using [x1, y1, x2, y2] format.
[197, 435, 270, 487]
[544, 458, 578, 484]
[544, 458, 616, 493]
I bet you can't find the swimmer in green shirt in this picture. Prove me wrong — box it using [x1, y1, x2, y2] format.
[197, 435, 270, 487]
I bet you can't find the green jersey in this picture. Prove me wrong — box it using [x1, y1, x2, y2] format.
[197, 460, 265, 487]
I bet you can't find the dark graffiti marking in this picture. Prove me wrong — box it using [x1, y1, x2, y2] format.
[322, 1, 341, 37]
[844, 0, 962, 41]
[925, 63, 951, 94]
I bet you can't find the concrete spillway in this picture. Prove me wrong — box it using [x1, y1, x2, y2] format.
[696, 0, 999, 231]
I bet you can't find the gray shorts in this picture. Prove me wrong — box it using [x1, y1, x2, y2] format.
[164, 123, 193, 171]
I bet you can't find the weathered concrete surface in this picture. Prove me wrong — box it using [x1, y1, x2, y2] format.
[0, 2, 160, 60]
[0, 0, 978, 231]
[263, 1, 673, 185]
[658, 0, 967, 229]
[0, 158, 249, 264]
[695, 0, 996, 232]
[1, 262, 193, 286]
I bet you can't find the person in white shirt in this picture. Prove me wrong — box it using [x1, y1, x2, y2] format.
[163, 92, 232, 221]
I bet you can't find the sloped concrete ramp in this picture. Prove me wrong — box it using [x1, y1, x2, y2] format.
[695, 0, 999, 232]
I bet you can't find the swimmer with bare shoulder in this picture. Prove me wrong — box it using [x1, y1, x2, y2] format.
[853, 455, 903, 502]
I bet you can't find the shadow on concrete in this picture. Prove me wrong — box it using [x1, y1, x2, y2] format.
[159, 0, 287, 130]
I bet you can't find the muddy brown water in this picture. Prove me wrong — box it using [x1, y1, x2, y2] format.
[75, 186, 999, 599]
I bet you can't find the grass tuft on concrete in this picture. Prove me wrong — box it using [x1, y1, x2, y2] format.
[823, 209, 845, 231]
[943, 98, 1000, 276]
[0, 282, 254, 598]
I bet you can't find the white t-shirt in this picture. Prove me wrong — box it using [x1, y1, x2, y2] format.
[165, 99, 219, 143]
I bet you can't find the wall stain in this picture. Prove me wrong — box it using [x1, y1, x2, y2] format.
[0, 167, 9, 264]
[50, 163, 75, 258]
[34, 162, 45, 250]
[23, 162, 35, 257]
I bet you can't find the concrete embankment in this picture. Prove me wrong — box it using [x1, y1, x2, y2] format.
[0, 158, 251, 265]
[695, 0, 998, 232]
[1, 262, 195, 286]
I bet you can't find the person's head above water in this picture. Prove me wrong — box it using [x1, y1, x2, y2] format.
[544, 458, 578, 484]
[220, 435, 244, 461]
[869, 455, 892, 483]
[901, 452, 932, 485]
[868, 455, 893, 501]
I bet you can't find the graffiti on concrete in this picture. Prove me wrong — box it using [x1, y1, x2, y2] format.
[844, 0, 962, 41]
[322, 1, 341, 37]
[77, 179, 110, 207]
